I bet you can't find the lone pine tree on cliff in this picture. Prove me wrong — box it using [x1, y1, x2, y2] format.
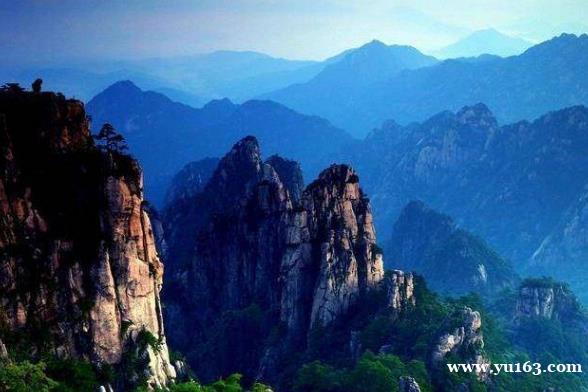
[95, 123, 128, 153]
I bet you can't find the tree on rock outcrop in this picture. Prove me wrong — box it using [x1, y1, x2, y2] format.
[95, 123, 128, 153]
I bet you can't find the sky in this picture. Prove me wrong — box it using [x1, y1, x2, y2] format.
[1, 0, 587, 65]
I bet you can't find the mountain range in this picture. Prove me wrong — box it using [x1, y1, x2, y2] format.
[3, 80, 588, 391]
[344, 102, 588, 296]
[266, 33, 588, 136]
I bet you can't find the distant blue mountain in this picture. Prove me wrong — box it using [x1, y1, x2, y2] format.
[86, 81, 353, 206]
[263, 41, 439, 136]
[434, 28, 532, 58]
[266, 33, 588, 136]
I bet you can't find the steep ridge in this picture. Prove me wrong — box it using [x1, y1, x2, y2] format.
[0, 86, 175, 390]
[386, 201, 519, 297]
[86, 81, 353, 206]
[163, 137, 384, 384]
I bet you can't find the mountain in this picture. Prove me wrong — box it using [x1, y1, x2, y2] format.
[162, 136, 494, 390]
[263, 41, 438, 137]
[163, 136, 385, 384]
[434, 28, 533, 59]
[266, 33, 588, 136]
[86, 81, 354, 206]
[345, 103, 588, 271]
[386, 201, 519, 297]
[0, 86, 175, 390]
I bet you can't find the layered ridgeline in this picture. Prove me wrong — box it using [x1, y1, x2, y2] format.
[347, 103, 588, 275]
[86, 81, 353, 206]
[0, 86, 175, 390]
[266, 33, 588, 136]
[386, 201, 519, 297]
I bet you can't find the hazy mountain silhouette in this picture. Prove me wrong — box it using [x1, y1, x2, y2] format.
[263, 41, 439, 136]
[266, 33, 588, 136]
[434, 28, 532, 58]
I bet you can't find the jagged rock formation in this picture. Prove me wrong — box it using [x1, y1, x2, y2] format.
[0, 88, 175, 389]
[383, 270, 415, 310]
[387, 201, 518, 297]
[163, 136, 384, 384]
[399, 376, 422, 392]
[432, 307, 488, 380]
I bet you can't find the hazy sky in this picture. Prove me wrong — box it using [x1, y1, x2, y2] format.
[1, 0, 587, 65]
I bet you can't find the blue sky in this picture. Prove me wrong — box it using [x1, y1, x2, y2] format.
[1, 0, 587, 65]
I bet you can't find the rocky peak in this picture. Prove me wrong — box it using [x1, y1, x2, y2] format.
[164, 146, 384, 383]
[515, 278, 583, 321]
[300, 164, 384, 326]
[383, 270, 415, 311]
[164, 157, 219, 206]
[432, 307, 488, 379]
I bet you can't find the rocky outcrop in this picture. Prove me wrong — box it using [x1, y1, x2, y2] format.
[0, 88, 174, 389]
[387, 201, 518, 297]
[399, 376, 422, 392]
[164, 136, 384, 383]
[515, 279, 584, 322]
[383, 270, 415, 310]
[432, 307, 487, 379]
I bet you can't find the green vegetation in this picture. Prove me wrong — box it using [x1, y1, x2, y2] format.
[293, 352, 430, 392]
[0, 361, 57, 392]
[146, 374, 273, 392]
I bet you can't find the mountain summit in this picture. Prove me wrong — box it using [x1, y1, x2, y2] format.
[435, 28, 532, 58]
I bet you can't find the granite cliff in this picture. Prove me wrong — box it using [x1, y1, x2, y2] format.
[163, 136, 384, 384]
[0, 86, 175, 390]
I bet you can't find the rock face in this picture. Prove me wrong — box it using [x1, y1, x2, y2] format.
[399, 376, 422, 392]
[383, 270, 415, 310]
[387, 201, 518, 297]
[515, 279, 584, 322]
[0, 88, 174, 389]
[432, 307, 488, 379]
[164, 136, 384, 383]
